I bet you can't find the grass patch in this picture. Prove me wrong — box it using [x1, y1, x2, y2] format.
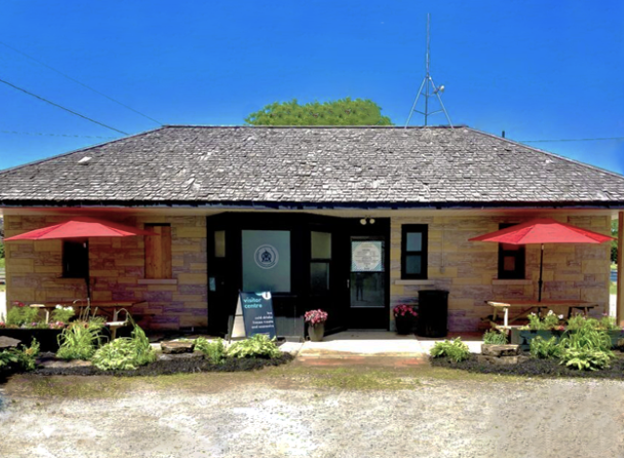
[611, 281, 617, 295]
[3, 359, 528, 399]
[0, 257, 5, 269]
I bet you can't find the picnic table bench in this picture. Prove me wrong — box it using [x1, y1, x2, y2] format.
[486, 299, 597, 329]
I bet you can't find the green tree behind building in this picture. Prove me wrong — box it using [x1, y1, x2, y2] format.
[245, 98, 393, 126]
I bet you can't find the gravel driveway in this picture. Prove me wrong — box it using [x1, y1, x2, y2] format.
[1, 366, 623, 458]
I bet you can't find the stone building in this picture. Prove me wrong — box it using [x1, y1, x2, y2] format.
[1, 126, 623, 335]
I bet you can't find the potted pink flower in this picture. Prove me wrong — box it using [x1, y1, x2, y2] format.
[304, 309, 328, 342]
[393, 304, 418, 335]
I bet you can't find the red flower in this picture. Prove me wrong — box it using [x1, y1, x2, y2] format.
[12, 301, 26, 308]
[393, 304, 417, 318]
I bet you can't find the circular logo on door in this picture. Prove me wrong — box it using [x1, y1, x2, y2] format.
[254, 244, 279, 269]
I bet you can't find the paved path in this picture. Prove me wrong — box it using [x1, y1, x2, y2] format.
[289, 331, 483, 367]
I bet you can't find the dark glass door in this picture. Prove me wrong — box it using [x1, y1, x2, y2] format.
[348, 236, 388, 329]
[206, 215, 240, 336]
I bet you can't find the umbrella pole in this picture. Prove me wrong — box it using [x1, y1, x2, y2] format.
[538, 243, 544, 302]
[85, 275, 91, 307]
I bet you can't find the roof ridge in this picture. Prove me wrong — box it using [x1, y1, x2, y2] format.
[0, 126, 166, 176]
[161, 124, 465, 129]
[466, 127, 624, 182]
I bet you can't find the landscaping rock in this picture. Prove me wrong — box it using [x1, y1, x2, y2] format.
[477, 355, 529, 365]
[158, 351, 204, 361]
[160, 341, 195, 354]
[0, 336, 21, 349]
[481, 344, 520, 357]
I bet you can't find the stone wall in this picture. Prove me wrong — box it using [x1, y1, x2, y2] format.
[4, 214, 207, 330]
[389, 214, 612, 332]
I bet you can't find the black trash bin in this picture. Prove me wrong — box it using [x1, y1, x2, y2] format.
[417, 290, 449, 338]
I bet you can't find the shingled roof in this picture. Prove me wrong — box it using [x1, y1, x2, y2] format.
[1, 125, 623, 208]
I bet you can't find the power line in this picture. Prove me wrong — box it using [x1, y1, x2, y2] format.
[0, 40, 162, 125]
[519, 137, 624, 143]
[0, 129, 117, 140]
[0, 76, 129, 135]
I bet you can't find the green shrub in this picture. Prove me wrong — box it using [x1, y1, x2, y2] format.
[559, 348, 612, 371]
[195, 337, 226, 364]
[483, 329, 508, 345]
[92, 324, 156, 371]
[0, 339, 40, 371]
[430, 338, 470, 362]
[6, 305, 40, 327]
[227, 334, 281, 359]
[51, 305, 75, 323]
[56, 318, 105, 361]
[598, 316, 621, 331]
[526, 310, 564, 331]
[556, 315, 614, 370]
[529, 336, 562, 359]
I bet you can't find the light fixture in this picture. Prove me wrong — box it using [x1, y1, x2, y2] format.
[360, 218, 367, 226]
[369, 218, 375, 225]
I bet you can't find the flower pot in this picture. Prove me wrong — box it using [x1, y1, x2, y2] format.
[308, 324, 325, 342]
[395, 316, 416, 335]
[510, 329, 563, 351]
[0, 328, 64, 352]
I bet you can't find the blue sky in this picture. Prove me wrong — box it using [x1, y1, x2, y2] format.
[1, 0, 623, 173]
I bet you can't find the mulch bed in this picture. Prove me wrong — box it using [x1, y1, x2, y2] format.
[1, 353, 293, 378]
[431, 353, 624, 379]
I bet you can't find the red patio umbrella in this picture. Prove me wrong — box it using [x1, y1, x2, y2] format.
[5, 217, 155, 303]
[4, 217, 154, 241]
[469, 218, 613, 301]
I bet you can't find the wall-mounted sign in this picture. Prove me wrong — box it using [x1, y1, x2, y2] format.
[231, 291, 276, 339]
[351, 241, 383, 272]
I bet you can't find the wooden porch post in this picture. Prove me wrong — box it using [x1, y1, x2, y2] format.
[617, 212, 624, 326]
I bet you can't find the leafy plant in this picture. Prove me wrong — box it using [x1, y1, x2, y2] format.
[195, 337, 226, 364]
[566, 315, 599, 332]
[553, 315, 615, 370]
[6, 302, 40, 327]
[525, 310, 564, 331]
[483, 329, 508, 345]
[15, 339, 40, 371]
[56, 318, 105, 361]
[559, 348, 612, 371]
[598, 316, 621, 331]
[529, 336, 562, 359]
[91, 323, 156, 371]
[0, 339, 40, 371]
[430, 338, 470, 362]
[51, 305, 75, 323]
[227, 334, 281, 359]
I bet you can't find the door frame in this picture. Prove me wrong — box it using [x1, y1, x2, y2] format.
[340, 218, 391, 330]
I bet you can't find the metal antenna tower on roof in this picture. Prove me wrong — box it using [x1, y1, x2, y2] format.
[405, 14, 453, 128]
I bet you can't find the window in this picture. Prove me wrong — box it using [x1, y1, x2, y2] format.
[498, 223, 525, 279]
[145, 224, 172, 279]
[214, 230, 226, 258]
[310, 231, 331, 295]
[401, 225, 428, 279]
[242, 230, 291, 293]
[63, 240, 89, 278]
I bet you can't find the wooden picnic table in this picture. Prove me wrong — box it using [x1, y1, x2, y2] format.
[39, 300, 146, 322]
[486, 299, 598, 328]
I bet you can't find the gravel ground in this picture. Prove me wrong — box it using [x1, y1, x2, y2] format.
[1, 366, 624, 458]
